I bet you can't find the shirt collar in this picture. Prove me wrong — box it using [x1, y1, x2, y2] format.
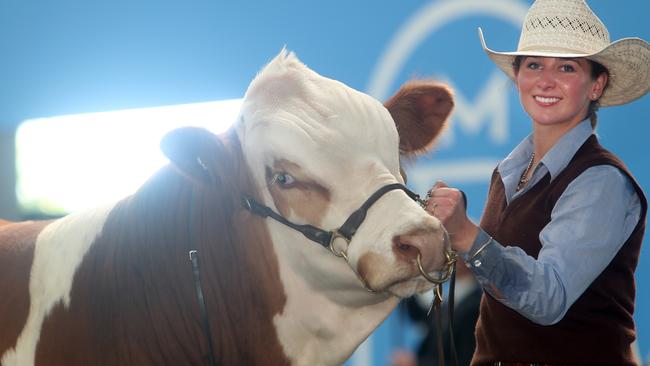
[498, 133, 533, 189]
[540, 119, 594, 181]
[498, 119, 594, 182]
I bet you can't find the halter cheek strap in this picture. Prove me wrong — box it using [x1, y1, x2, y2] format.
[242, 183, 425, 251]
[241, 196, 334, 247]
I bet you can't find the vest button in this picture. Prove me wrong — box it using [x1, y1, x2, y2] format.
[473, 259, 482, 267]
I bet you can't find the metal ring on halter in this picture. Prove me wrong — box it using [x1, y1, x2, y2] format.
[328, 230, 350, 260]
[416, 195, 428, 209]
[418, 190, 432, 209]
[328, 230, 378, 294]
[416, 249, 458, 285]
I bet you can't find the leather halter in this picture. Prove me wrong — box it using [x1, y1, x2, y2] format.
[242, 183, 423, 256]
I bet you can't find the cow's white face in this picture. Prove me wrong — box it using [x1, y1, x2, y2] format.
[235, 50, 452, 300]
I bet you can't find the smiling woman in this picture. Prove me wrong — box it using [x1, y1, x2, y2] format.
[424, 0, 650, 364]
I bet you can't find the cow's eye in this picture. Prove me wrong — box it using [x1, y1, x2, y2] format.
[272, 172, 296, 188]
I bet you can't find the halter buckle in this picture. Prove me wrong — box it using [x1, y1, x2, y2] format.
[242, 196, 253, 211]
[328, 230, 350, 260]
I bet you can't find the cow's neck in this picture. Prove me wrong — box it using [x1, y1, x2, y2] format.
[270, 228, 401, 366]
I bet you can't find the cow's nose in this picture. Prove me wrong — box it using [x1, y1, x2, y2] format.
[392, 226, 445, 273]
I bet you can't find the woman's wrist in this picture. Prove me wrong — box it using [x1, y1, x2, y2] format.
[451, 220, 479, 254]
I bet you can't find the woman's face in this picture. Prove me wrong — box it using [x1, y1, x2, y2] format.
[515, 57, 607, 129]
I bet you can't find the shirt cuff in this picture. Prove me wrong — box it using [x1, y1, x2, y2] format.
[460, 228, 500, 274]
[461, 229, 491, 260]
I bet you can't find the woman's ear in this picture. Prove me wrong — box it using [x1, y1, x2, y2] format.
[591, 72, 609, 101]
[160, 127, 226, 185]
[384, 80, 454, 157]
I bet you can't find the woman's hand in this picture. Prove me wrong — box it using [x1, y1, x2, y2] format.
[425, 181, 479, 253]
[390, 349, 416, 366]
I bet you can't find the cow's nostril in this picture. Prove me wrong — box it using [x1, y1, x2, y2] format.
[392, 229, 443, 273]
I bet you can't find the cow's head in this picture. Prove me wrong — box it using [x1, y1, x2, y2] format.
[231, 50, 453, 299]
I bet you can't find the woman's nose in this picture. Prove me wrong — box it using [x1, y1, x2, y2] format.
[536, 70, 556, 90]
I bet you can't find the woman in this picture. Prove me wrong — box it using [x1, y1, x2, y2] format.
[426, 0, 649, 364]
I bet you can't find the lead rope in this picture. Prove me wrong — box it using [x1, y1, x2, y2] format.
[447, 262, 458, 366]
[428, 263, 458, 366]
[424, 190, 465, 366]
[441, 192, 464, 366]
[432, 287, 445, 366]
[446, 191, 466, 366]
[188, 187, 219, 366]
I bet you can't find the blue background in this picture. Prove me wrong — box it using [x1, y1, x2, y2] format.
[1, 0, 648, 364]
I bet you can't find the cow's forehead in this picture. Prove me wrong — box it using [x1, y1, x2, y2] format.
[237, 50, 399, 168]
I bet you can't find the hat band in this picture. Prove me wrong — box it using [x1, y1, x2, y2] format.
[517, 44, 594, 55]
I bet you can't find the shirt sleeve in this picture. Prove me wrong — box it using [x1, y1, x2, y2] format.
[461, 165, 641, 325]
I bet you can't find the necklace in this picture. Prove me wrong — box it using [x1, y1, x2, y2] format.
[516, 152, 536, 192]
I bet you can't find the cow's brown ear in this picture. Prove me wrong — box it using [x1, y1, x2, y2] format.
[384, 80, 454, 156]
[160, 127, 225, 185]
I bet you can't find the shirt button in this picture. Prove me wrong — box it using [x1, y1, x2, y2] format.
[473, 259, 482, 267]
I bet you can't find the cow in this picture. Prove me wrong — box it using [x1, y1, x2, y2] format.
[0, 50, 454, 366]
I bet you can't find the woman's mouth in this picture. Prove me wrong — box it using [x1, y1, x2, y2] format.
[534, 95, 561, 105]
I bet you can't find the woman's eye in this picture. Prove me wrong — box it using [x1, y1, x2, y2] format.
[560, 64, 576, 72]
[273, 173, 295, 187]
[526, 62, 541, 70]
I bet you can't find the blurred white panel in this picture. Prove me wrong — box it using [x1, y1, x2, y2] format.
[16, 99, 242, 215]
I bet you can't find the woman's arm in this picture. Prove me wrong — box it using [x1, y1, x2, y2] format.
[428, 166, 641, 325]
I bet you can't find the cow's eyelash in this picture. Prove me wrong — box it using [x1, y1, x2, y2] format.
[268, 172, 296, 187]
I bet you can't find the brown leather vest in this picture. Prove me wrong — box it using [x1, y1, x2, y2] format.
[472, 135, 647, 365]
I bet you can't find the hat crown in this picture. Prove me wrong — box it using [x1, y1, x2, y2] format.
[517, 0, 610, 55]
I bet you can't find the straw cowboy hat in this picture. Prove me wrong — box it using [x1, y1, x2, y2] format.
[478, 0, 650, 106]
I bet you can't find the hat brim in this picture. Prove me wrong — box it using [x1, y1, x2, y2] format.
[478, 27, 650, 107]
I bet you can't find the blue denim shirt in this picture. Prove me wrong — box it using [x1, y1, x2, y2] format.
[463, 119, 642, 325]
